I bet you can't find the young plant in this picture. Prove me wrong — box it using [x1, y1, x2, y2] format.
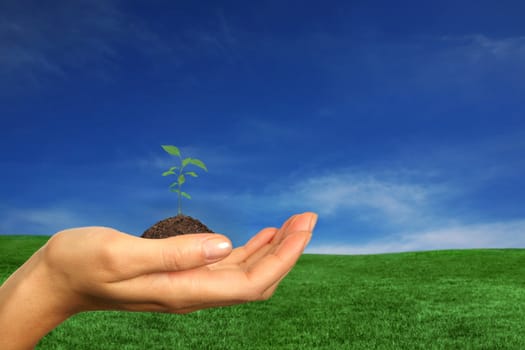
[161, 145, 208, 215]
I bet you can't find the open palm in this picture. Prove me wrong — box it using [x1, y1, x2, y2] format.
[42, 212, 317, 315]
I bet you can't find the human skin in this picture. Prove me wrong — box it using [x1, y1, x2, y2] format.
[0, 212, 317, 350]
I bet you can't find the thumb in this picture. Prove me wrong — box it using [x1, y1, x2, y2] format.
[122, 233, 232, 276]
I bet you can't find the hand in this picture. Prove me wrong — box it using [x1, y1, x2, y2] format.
[46, 211, 318, 313]
[0, 212, 318, 349]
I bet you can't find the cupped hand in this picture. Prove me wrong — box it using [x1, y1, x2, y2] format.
[40, 212, 318, 314]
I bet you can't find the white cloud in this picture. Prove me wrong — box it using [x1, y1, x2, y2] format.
[182, 168, 441, 234]
[0, 203, 151, 236]
[306, 219, 525, 255]
[209, 169, 524, 255]
[0, 207, 82, 234]
[276, 171, 435, 224]
[441, 34, 525, 60]
[3, 160, 521, 256]
[127, 144, 251, 174]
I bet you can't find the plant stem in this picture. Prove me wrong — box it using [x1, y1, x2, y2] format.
[177, 158, 183, 215]
[178, 183, 182, 215]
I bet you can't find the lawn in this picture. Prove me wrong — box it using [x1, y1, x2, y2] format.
[1, 235, 525, 349]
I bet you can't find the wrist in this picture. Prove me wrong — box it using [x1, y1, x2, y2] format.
[0, 247, 78, 349]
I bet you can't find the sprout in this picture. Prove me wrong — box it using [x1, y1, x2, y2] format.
[161, 145, 208, 215]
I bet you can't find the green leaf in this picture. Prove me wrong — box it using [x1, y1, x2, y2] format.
[162, 166, 179, 176]
[178, 174, 186, 185]
[170, 188, 180, 194]
[181, 192, 191, 199]
[182, 157, 192, 168]
[161, 145, 181, 157]
[169, 181, 178, 188]
[189, 158, 208, 171]
[185, 171, 198, 177]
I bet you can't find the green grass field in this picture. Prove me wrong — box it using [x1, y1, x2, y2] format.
[1, 235, 525, 349]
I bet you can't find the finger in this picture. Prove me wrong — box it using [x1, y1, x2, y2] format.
[246, 230, 309, 293]
[114, 233, 233, 278]
[221, 227, 277, 264]
[286, 212, 317, 236]
[260, 234, 311, 299]
[269, 214, 298, 245]
[243, 241, 275, 267]
[239, 216, 299, 267]
[110, 232, 308, 309]
[261, 278, 282, 300]
[243, 213, 316, 267]
[158, 234, 305, 304]
[242, 227, 278, 257]
[258, 213, 316, 295]
[259, 226, 313, 299]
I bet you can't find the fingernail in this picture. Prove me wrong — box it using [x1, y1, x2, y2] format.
[290, 213, 314, 232]
[203, 237, 232, 260]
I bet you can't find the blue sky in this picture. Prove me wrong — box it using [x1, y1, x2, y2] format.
[1, 0, 524, 254]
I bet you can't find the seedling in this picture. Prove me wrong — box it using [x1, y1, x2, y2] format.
[161, 145, 208, 215]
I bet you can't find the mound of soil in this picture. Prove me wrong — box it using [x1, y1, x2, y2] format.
[141, 214, 214, 239]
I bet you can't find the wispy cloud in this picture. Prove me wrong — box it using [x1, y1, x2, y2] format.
[263, 170, 444, 234]
[201, 166, 525, 253]
[0, 201, 156, 236]
[440, 34, 525, 61]
[125, 144, 252, 174]
[230, 117, 316, 151]
[311, 32, 525, 101]
[185, 167, 452, 246]
[0, 1, 243, 89]
[3, 164, 524, 255]
[0, 0, 181, 88]
[3, 144, 522, 253]
[307, 219, 525, 255]
[1, 0, 121, 84]
[282, 172, 429, 218]
[413, 34, 525, 94]
[0, 206, 82, 235]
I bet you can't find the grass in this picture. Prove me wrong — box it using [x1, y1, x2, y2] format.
[1, 235, 525, 349]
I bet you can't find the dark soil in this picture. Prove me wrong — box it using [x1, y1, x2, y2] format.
[141, 214, 214, 239]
